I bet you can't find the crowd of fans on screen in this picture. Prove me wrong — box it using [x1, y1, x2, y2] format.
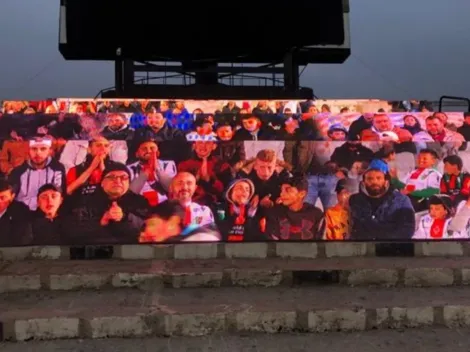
[1, 98, 470, 246]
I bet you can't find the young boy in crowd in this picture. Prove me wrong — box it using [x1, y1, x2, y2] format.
[324, 178, 357, 240]
[264, 176, 325, 240]
[390, 148, 442, 212]
[413, 194, 470, 239]
[218, 178, 264, 241]
[440, 154, 470, 206]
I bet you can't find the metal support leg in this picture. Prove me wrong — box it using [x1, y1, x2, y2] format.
[123, 60, 134, 92]
[284, 52, 299, 91]
[114, 59, 124, 96]
[183, 62, 218, 85]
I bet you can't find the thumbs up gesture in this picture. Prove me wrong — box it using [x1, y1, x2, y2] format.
[108, 201, 124, 222]
[101, 201, 124, 226]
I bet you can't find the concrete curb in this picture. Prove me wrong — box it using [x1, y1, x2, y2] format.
[0, 267, 468, 292]
[2, 242, 470, 261]
[2, 305, 470, 341]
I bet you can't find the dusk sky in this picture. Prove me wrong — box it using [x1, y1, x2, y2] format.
[0, 0, 469, 101]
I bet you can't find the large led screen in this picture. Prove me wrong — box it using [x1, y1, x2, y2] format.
[0, 98, 469, 246]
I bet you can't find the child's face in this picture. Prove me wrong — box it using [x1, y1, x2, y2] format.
[242, 117, 260, 132]
[141, 215, 182, 242]
[231, 182, 251, 205]
[429, 204, 447, 220]
[417, 152, 436, 169]
[217, 125, 233, 141]
[279, 184, 305, 207]
[196, 122, 212, 135]
[444, 162, 460, 175]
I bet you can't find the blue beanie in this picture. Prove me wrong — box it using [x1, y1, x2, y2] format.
[365, 159, 389, 175]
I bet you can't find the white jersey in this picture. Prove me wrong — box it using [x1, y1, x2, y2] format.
[127, 160, 176, 205]
[185, 201, 215, 227]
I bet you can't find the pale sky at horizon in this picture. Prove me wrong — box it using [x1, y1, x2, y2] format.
[0, 0, 469, 101]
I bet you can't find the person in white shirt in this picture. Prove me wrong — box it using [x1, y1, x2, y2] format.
[127, 139, 176, 207]
[413, 194, 470, 239]
[390, 148, 442, 212]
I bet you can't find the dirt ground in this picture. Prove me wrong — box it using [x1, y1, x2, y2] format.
[1, 328, 469, 352]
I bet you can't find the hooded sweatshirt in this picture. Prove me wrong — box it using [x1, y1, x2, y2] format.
[219, 178, 265, 241]
[9, 157, 66, 210]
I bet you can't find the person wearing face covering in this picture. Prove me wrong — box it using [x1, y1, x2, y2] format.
[349, 159, 415, 240]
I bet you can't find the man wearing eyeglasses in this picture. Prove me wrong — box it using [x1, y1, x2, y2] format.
[63, 163, 150, 245]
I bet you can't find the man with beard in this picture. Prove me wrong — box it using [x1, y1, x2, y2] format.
[131, 107, 188, 163]
[101, 113, 134, 141]
[330, 140, 375, 170]
[100, 112, 135, 164]
[169, 172, 215, 228]
[349, 159, 415, 240]
[360, 113, 412, 143]
[127, 139, 176, 206]
[412, 115, 465, 151]
[9, 138, 65, 210]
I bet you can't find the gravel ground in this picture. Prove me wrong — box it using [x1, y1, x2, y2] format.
[1, 329, 470, 352]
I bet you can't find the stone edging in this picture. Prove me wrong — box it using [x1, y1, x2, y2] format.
[0, 267, 468, 293]
[0, 242, 469, 261]
[3, 305, 470, 341]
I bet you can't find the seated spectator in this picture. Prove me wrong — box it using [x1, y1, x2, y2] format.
[413, 194, 470, 239]
[169, 172, 216, 228]
[349, 159, 415, 240]
[127, 139, 176, 206]
[413, 115, 464, 149]
[360, 113, 412, 143]
[0, 179, 32, 246]
[185, 115, 217, 141]
[63, 163, 150, 245]
[31, 184, 65, 245]
[264, 176, 325, 240]
[440, 155, 470, 205]
[219, 178, 264, 242]
[237, 149, 292, 212]
[178, 141, 231, 205]
[325, 178, 357, 240]
[402, 114, 423, 136]
[9, 138, 66, 210]
[66, 136, 120, 199]
[391, 148, 442, 212]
